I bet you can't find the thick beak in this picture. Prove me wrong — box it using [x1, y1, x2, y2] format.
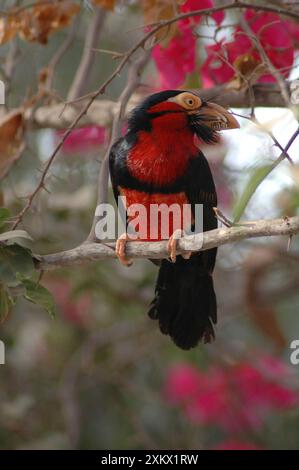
[192, 102, 239, 131]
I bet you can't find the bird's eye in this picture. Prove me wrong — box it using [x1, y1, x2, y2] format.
[181, 93, 201, 109]
[168, 92, 202, 110]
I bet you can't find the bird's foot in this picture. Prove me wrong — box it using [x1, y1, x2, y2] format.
[115, 233, 133, 267]
[167, 229, 192, 263]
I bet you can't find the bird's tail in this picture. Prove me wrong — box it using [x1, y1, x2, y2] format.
[148, 251, 217, 350]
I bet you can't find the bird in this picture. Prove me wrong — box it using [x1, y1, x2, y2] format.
[109, 90, 239, 350]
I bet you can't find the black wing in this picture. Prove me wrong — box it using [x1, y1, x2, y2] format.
[184, 151, 218, 273]
[109, 137, 124, 203]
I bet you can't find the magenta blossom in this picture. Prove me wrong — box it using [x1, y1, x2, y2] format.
[56, 126, 107, 154]
[152, 24, 196, 89]
[152, 0, 223, 89]
[180, 0, 225, 27]
[201, 10, 296, 87]
[214, 440, 261, 450]
[164, 355, 298, 433]
[164, 363, 202, 402]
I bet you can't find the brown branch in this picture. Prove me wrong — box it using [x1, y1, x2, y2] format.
[148, 1, 299, 24]
[35, 216, 299, 271]
[67, 7, 107, 101]
[3, 38, 19, 100]
[59, 319, 150, 449]
[2, 0, 299, 22]
[28, 83, 295, 130]
[45, 15, 80, 92]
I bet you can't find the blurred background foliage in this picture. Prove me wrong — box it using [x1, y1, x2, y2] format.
[0, 0, 299, 450]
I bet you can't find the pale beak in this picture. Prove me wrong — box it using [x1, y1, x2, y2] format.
[192, 102, 240, 131]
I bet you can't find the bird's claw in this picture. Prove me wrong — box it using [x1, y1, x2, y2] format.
[167, 229, 192, 263]
[115, 233, 133, 266]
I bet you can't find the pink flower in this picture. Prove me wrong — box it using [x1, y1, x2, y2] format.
[214, 440, 261, 450]
[244, 10, 294, 80]
[258, 354, 292, 378]
[152, 0, 224, 89]
[164, 355, 298, 433]
[180, 0, 224, 27]
[201, 41, 239, 87]
[152, 24, 196, 89]
[164, 363, 202, 402]
[283, 19, 299, 47]
[234, 363, 298, 411]
[185, 367, 265, 432]
[201, 9, 295, 87]
[56, 126, 107, 154]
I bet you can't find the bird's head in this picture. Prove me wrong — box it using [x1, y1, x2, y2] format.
[128, 90, 239, 144]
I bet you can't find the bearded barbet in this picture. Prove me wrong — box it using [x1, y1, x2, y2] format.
[109, 90, 239, 349]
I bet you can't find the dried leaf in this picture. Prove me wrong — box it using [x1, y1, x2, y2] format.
[38, 66, 50, 85]
[0, 111, 25, 180]
[0, 16, 18, 45]
[92, 0, 116, 10]
[141, 0, 183, 42]
[18, 1, 80, 44]
[227, 53, 266, 90]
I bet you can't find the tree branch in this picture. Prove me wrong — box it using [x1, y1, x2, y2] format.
[67, 7, 107, 101]
[35, 216, 299, 271]
[28, 83, 294, 130]
[45, 14, 80, 92]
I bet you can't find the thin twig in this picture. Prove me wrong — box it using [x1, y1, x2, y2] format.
[3, 38, 19, 100]
[67, 7, 107, 101]
[45, 15, 80, 91]
[238, 16, 290, 107]
[234, 111, 295, 164]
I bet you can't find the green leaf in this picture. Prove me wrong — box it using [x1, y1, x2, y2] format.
[0, 230, 33, 242]
[0, 207, 10, 228]
[0, 244, 35, 285]
[21, 278, 56, 318]
[233, 164, 274, 223]
[0, 287, 13, 324]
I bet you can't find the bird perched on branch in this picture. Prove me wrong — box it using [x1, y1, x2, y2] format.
[109, 90, 239, 349]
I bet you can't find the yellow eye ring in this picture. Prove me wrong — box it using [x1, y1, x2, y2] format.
[168, 92, 202, 110]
